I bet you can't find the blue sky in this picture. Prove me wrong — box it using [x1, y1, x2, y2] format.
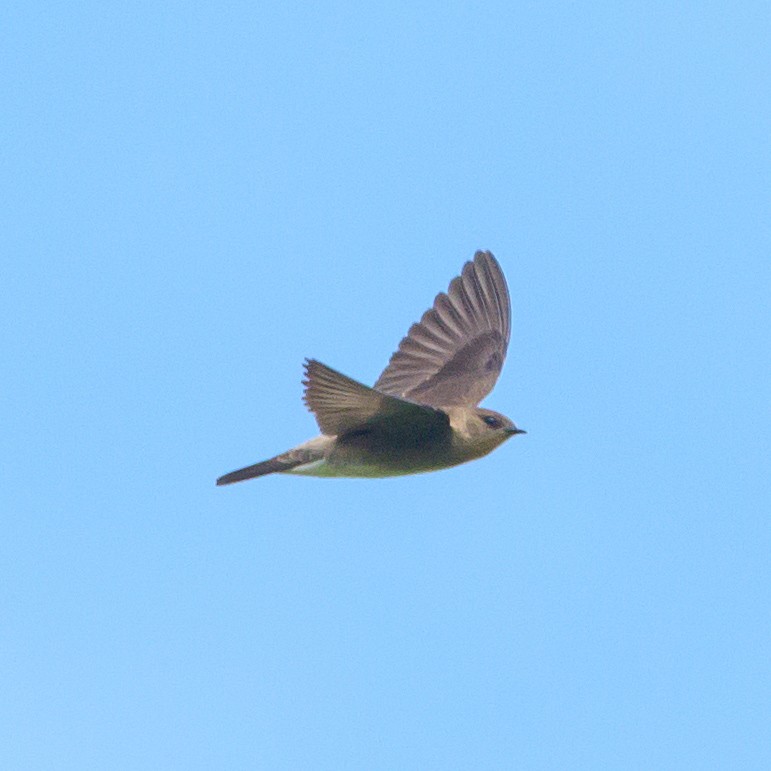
[3, 2, 769, 768]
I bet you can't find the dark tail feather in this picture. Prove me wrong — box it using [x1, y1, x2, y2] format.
[216, 456, 299, 486]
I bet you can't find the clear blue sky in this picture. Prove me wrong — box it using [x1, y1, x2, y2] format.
[3, 2, 769, 768]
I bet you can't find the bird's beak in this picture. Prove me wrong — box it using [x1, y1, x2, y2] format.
[507, 427, 527, 435]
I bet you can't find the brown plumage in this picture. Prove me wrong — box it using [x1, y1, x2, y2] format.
[217, 250, 524, 484]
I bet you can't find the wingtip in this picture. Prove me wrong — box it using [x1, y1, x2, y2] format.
[473, 249, 498, 267]
[303, 357, 324, 383]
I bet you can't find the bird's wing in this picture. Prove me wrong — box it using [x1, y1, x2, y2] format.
[303, 359, 449, 438]
[373, 250, 510, 407]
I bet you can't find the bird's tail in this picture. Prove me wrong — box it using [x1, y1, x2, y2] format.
[216, 455, 303, 485]
[217, 438, 329, 486]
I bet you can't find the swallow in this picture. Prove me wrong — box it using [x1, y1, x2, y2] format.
[217, 250, 524, 484]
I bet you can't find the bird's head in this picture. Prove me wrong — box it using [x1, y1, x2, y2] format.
[447, 407, 525, 459]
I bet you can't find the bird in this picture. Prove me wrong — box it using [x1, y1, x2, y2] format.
[216, 250, 525, 484]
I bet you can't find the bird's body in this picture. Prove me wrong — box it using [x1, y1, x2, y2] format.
[217, 251, 524, 485]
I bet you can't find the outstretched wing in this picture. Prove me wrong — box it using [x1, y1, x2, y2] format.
[374, 251, 510, 407]
[303, 359, 449, 439]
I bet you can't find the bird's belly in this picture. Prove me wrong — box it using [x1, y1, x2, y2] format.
[285, 450, 456, 478]
[281, 430, 462, 478]
[286, 460, 409, 478]
[286, 459, 447, 478]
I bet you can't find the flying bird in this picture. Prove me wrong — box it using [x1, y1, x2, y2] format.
[217, 250, 524, 484]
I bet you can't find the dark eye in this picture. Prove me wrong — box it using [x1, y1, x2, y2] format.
[483, 415, 502, 429]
